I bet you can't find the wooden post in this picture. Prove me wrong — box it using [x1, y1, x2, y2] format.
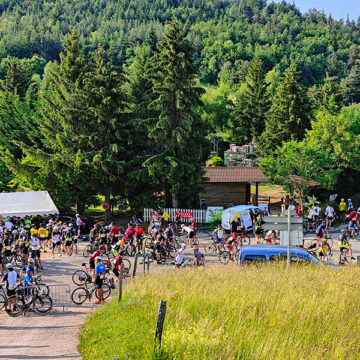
[255, 182, 259, 206]
[143, 249, 146, 274]
[132, 253, 138, 278]
[118, 263, 124, 302]
[147, 255, 150, 274]
[154, 300, 167, 349]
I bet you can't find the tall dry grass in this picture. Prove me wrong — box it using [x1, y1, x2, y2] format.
[79, 264, 360, 359]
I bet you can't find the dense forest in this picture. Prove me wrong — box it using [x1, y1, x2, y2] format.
[1, 0, 360, 210]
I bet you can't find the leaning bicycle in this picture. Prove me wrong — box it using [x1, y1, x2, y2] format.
[71, 281, 111, 305]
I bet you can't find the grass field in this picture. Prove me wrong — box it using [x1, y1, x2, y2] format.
[79, 265, 360, 360]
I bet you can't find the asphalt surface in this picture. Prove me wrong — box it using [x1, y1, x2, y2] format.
[0, 227, 359, 360]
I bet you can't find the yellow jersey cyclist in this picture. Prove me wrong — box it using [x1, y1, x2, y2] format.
[338, 229, 355, 260]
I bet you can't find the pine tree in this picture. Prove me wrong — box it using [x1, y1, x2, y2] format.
[341, 65, 360, 105]
[145, 19, 207, 208]
[145, 25, 158, 53]
[1, 58, 31, 99]
[229, 59, 269, 144]
[259, 64, 311, 154]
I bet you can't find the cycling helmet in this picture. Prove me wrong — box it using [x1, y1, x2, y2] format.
[26, 268, 32, 274]
[95, 256, 102, 261]
[348, 199, 352, 202]
[105, 226, 110, 230]
[341, 229, 347, 233]
[12, 229, 18, 235]
[68, 223, 73, 227]
[181, 243, 186, 248]
[99, 245, 106, 251]
[21, 230, 27, 234]
[6, 263, 13, 269]
[54, 226, 59, 231]
[28, 258, 35, 264]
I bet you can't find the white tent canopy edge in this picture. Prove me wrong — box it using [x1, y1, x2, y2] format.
[0, 191, 59, 217]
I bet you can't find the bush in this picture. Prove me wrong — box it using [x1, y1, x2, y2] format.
[79, 265, 360, 360]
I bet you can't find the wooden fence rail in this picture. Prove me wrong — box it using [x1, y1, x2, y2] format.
[143, 208, 207, 223]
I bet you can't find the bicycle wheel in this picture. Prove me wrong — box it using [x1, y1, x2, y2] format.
[219, 251, 230, 265]
[126, 244, 136, 257]
[37, 284, 50, 297]
[95, 284, 111, 300]
[239, 236, 251, 246]
[83, 245, 93, 258]
[72, 270, 90, 286]
[5, 296, 24, 317]
[33, 295, 53, 315]
[71, 287, 88, 305]
[14, 254, 24, 268]
[353, 229, 360, 240]
[0, 293, 6, 310]
[166, 245, 176, 259]
[204, 243, 216, 254]
[122, 258, 131, 272]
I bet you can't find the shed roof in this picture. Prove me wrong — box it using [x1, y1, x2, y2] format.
[203, 167, 268, 183]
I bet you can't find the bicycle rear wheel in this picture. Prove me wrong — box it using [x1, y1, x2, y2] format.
[33, 295, 53, 315]
[71, 287, 88, 305]
[37, 284, 50, 297]
[14, 254, 24, 268]
[5, 296, 24, 317]
[204, 243, 216, 254]
[219, 251, 230, 265]
[0, 293, 6, 310]
[96, 284, 111, 300]
[239, 236, 251, 246]
[122, 258, 131, 272]
[126, 244, 136, 257]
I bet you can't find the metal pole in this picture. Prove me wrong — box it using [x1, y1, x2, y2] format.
[287, 208, 291, 268]
[118, 263, 124, 302]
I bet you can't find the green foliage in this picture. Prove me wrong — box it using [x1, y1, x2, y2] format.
[229, 58, 269, 143]
[206, 156, 225, 167]
[259, 64, 311, 153]
[145, 19, 207, 207]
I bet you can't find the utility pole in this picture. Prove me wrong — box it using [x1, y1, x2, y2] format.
[287, 208, 291, 268]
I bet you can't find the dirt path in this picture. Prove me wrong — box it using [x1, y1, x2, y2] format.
[0, 246, 96, 360]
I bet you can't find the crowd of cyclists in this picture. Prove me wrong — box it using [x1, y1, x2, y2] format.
[1, 196, 360, 312]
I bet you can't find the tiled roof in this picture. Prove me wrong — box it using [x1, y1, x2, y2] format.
[203, 167, 268, 183]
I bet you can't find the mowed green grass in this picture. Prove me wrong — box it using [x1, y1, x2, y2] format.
[79, 265, 360, 360]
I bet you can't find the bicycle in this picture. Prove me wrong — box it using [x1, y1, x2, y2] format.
[3, 251, 24, 268]
[71, 281, 111, 305]
[5, 287, 53, 317]
[203, 239, 224, 254]
[83, 240, 100, 258]
[218, 248, 238, 265]
[0, 284, 7, 310]
[339, 246, 352, 265]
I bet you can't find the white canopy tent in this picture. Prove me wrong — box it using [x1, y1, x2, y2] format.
[0, 191, 59, 217]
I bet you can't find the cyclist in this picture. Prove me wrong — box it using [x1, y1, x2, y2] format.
[347, 198, 354, 214]
[64, 224, 74, 256]
[193, 246, 205, 266]
[339, 198, 347, 222]
[338, 229, 355, 260]
[89, 224, 99, 242]
[19, 237, 30, 266]
[99, 224, 109, 247]
[325, 204, 335, 229]
[2, 232, 14, 260]
[264, 230, 278, 245]
[134, 223, 145, 252]
[94, 256, 106, 304]
[109, 222, 121, 245]
[155, 230, 167, 264]
[212, 224, 225, 250]
[316, 221, 329, 244]
[230, 217, 242, 239]
[37, 224, 47, 252]
[348, 218, 357, 239]
[164, 223, 174, 245]
[125, 223, 136, 241]
[224, 236, 236, 261]
[312, 204, 321, 224]
[254, 214, 263, 243]
[22, 267, 35, 304]
[51, 226, 62, 258]
[30, 233, 43, 270]
[89, 245, 106, 276]
[3, 263, 19, 300]
[175, 243, 186, 269]
[111, 254, 125, 282]
[180, 224, 197, 246]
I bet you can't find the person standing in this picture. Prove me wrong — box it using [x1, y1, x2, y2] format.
[3, 263, 19, 298]
[325, 204, 335, 229]
[339, 198, 347, 222]
[75, 214, 81, 237]
[94, 256, 106, 304]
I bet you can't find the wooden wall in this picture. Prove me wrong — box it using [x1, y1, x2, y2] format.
[200, 182, 249, 208]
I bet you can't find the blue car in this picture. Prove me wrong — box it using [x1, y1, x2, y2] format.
[237, 245, 322, 266]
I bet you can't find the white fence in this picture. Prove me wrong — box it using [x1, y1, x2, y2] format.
[144, 208, 207, 223]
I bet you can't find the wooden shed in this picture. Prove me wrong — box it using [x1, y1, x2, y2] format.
[200, 167, 269, 208]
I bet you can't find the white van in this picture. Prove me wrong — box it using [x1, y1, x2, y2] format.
[221, 204, 269, 232]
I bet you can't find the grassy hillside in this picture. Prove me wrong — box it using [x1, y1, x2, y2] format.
[79, 265, 360, 360]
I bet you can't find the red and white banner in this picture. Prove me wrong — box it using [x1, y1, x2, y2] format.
[176, 211, 193, 219]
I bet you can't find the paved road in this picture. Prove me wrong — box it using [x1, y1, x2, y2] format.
[0, 246, 95, 360]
